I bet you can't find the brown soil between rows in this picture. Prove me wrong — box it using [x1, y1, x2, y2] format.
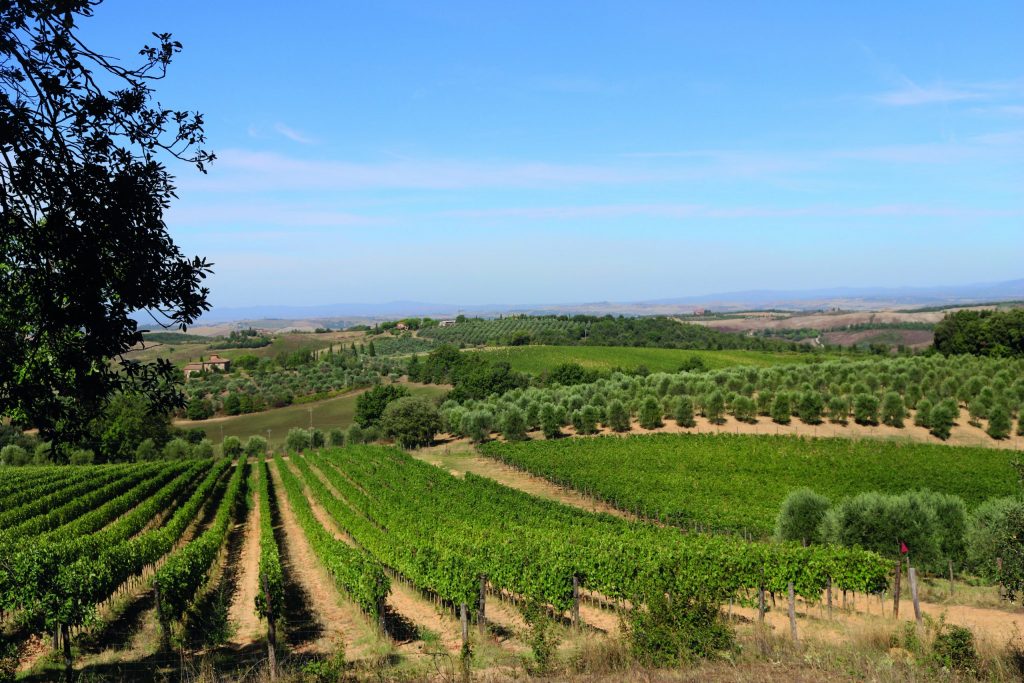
[289, 458, 467, 654]
[267, 460, 380, 660]
[227, 466, 264, 646]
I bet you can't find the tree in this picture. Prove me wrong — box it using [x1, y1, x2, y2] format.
[499, 407, 529, 441]
[704, 390, 726, 425]
[354, 384, 410, 427]
[380, 396, 441, 448]
[770, 393, 791, 425]
[775, 488, 830, 545]
[346, 423, 366, 445]
[574, 405, 601, 435]
[221, 435, 243, 459]
[186, 398, 214, 421]
[880, 391, 906, 428]
[285, 428, 312, 452]
[638, 396, 663, 430]
[0, 444, 29, 465]
[162, 437, 191, 460]
[796, 392, 823, 425]
[244, 435, 267, 457]
[675, 396, 696, 428]
[87, 392, 174, 462]
[461, 410, 494, 443]
[192, 438, 214, 459]
[327, 428, 346, 447]
[929, 398, 958, 440]
[987, 404, 1012, 440]
[914, 398, 933, 428]
[605, 400, 631, 432]
[852, 394, 879, 426]
[539, 404, 563, 439]
[0, 3, 214, 456]
[68, 448, 94, 464]
[731, 395, 756, 423]
[134, 438, 158, 461]
[827, 395, 849, 424]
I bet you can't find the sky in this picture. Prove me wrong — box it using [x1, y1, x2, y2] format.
[81, 1, 1024, 309]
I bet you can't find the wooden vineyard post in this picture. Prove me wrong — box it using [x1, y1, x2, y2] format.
[908, 567, 922, 625]
[154, 585, 171, 652]
[757, 585, 766, 623]
[826, 577, 832, 620]
[787, 582, 798, 643]
[460, 603, 469, 649]
[998, 557, 1004, 600]
[949, 559, 955, 597]
[572, 575, 581, 629]
[892, 562, 901, 619]
[61, 623, 73, 679]
[261, 574, 278, 680]
[479, 575, 487, 636]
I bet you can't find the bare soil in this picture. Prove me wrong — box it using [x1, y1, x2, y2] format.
[227, 468, 264, 646]
[267, 460, 382, 660]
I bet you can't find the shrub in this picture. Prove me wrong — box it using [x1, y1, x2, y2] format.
[775, 488, 831, 545]
[135, 438, 159, 461]
[499, 406, 529, 441]
[966, 497, 1023, 580]
[244, 435, 268, 457]
[675, 396, 696, 428]
[68, 448, 95, 464]
[606, 400, 631, 432]
[193, 438, 214, 459]
[521, 598, 560, 673]
[162, 437, 192, 460]
[638, 396, 663, 430]
[285, 428, 312, 452]
[381, 396, 442, 448]
[221, 435, 243, 459]
[346, 423, 366, 445]
[0, 444, 29, 466]
[327, 428, 346, 447]
[626, 583, 734, 666]
[931, 624, 978, 673]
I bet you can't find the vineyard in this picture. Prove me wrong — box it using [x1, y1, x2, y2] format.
[479, 433, 1020, 536]
[0, 446, 906, 678]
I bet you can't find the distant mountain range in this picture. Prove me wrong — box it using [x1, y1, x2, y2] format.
[192, 278, 1024, 325]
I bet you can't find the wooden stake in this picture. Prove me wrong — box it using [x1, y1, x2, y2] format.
[571, 575, 581, 629]
[893, 562, 901, 619]
[787, 582, 798, 643]
[826, 578, 832, 620]
[908, 567, 922, 624]
[479, 575, 487, 635]
[948, 559, 955, 597]
[460, 603, 469, 648]
[758, 585, 766, 623]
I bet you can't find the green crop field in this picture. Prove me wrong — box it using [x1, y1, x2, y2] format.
[473, 345, 815, 374]
[178, 383, 448, 448]
[480, 433, 1020, 536]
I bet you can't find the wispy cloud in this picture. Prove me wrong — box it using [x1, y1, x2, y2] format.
[444, 203, 1024, 221]
[870, 77, 1023, 107]
[273, 123, 317, 145]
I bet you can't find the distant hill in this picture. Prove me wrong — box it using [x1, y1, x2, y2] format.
[187, 278, 1024, 325]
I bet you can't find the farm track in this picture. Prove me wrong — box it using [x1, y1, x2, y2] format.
[227, 467, 264, 647]
[284, 457, 478, 655]
[267, 460, 382, 659]
[413, 441, 1024, 647]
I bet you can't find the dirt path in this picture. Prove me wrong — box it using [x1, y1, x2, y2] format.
[290, 458, 468, 654]
[415, 440, 635, 520]
[227, 467, 263, 647]
[267, 460, 382, 660]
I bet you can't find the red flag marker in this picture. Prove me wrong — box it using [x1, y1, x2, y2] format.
[900, 541, 909, 555]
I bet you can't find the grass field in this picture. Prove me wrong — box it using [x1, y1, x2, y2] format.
[473, 345, 817, 374]
[176, 382, 448, 448]
[479, 433, 1020, 536]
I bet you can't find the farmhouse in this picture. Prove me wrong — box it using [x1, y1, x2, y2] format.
[395, 322, 409, 330]
[183, 354, 231, 378]
[439, 319, 457, 327]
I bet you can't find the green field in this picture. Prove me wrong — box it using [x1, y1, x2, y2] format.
[479, 433, 1019, 536]
[474, 345, 815, 374]
[178, 383, 448, 448]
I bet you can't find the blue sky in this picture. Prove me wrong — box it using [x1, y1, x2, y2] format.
[83, 1, 1023, 308]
